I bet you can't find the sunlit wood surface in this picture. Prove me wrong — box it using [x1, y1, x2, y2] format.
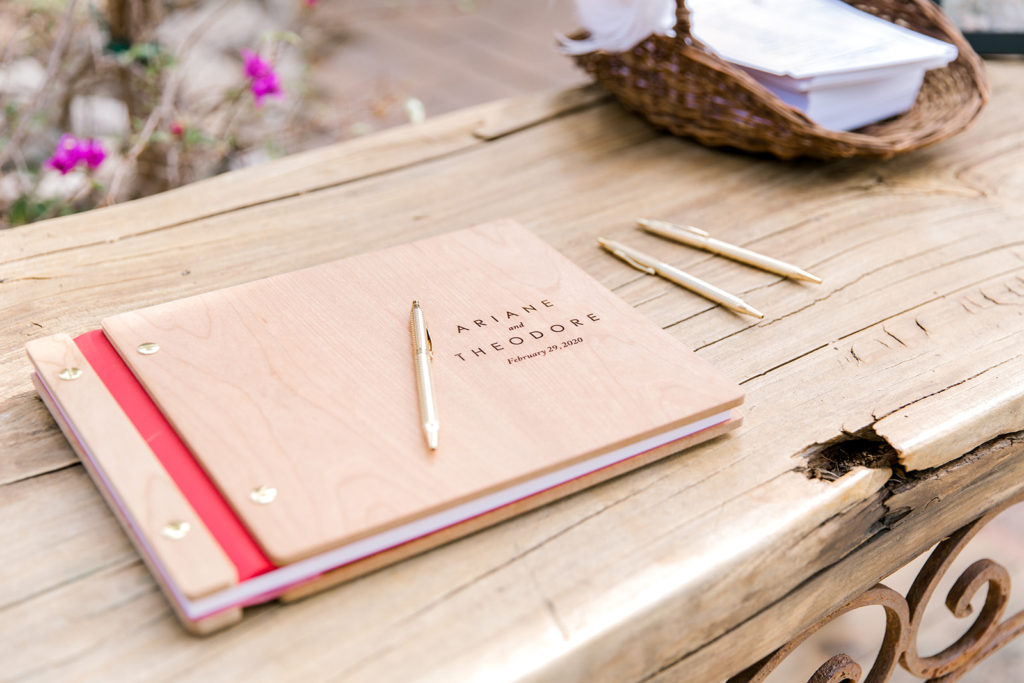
[3, 59, 1024, 681]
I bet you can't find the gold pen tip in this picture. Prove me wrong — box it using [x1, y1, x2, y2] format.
[733, 303, 765, 319]
[636, 217, 666, 232]
[412, 300, 421, 308]
[636, 217, 670, 233]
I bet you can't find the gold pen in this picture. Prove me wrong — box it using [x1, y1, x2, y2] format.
[410, 300, 439, 450]
[598, 238, 764, 319]
[637, 218, 822, 284]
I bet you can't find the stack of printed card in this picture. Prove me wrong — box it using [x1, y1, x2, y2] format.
[688, 0, 958, 130]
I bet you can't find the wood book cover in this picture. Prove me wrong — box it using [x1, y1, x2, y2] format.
[26, 219, 743, 632]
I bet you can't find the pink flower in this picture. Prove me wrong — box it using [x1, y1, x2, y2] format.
[45, 134, 106, 175]
[242, 49, 271, 80]
[80, 139, 106, 169]
[46, 134, 80, 174]
[250, 73, 281, 106]
[242, 49, 283, 106]
[305, 0, 318, 6]
[170, 121, 184, 137]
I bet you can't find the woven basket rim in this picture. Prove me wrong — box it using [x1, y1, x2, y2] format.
[571, 0, 989, 157]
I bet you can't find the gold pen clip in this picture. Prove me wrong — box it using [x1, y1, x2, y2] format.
[681, 224, 710, 238]
[411, 299, 433, 358]
[638, 217, 709, 239]
[598, 238, 656, 275]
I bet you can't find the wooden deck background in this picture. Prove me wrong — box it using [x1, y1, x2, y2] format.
[307, 0, 587, 140]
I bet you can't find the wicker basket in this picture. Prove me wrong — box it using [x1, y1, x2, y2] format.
[571, 0, 989, 160]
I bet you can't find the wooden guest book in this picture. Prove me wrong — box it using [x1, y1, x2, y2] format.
[25, 219, 744, 633]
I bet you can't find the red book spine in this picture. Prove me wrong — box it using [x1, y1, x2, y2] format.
[75, 329, 274, 580]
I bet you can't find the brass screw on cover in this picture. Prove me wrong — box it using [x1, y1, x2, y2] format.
[250, 485, 278, 504]
[57, 367, 83, 380]
[161, 520, 191, 540]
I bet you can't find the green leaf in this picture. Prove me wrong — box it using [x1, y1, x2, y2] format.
[9, 195, 62, 226]
[9, 196, 29, 226]
[183, 127, 210, 146]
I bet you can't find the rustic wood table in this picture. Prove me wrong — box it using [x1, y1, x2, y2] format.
[4, 61, 1024, 682]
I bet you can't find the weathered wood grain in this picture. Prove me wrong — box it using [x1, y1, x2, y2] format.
[875, 353, 1024, 471]
[2, 59, 1024, 681]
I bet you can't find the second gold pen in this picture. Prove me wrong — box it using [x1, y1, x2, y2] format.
[598, 238, 764, 319]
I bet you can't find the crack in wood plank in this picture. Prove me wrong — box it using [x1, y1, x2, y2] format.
[872, 354, 1022, 426]
[527, 562, 572, 642]
[740, 261, 1024, 386]
[0, 554, 142, 614]
[643, 432, 1024, 681]
[0, 460, 79, 489]
[757, 234, 1008, 331]
[740, 343, 832, 385]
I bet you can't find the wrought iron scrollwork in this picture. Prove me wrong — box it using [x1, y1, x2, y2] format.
[728, 491, 1024, 683]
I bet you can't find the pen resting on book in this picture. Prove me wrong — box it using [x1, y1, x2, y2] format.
[410, 300, 439, 450]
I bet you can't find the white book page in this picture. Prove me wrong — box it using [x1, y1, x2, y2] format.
[688, 0, 957, 78]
